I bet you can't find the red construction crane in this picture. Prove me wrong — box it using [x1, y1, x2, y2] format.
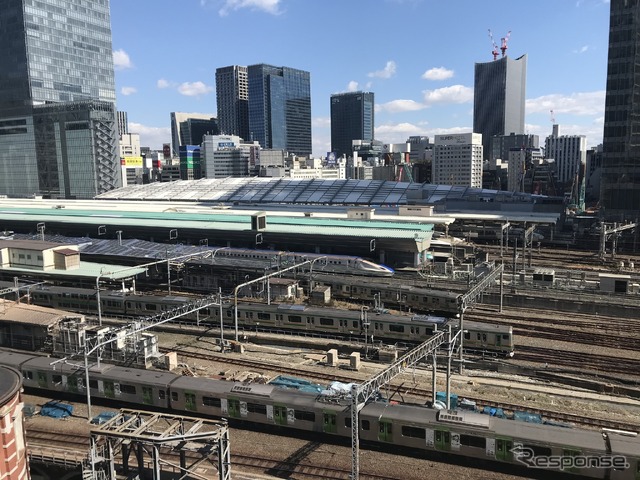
[500, 30, 511, 57]
[488, 29, 499, 60]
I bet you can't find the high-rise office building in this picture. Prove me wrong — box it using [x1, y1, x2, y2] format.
[545, 124, 587, 187]
[473, 55, 527, 160]
[600, 0, 640, 218]
[330, 91, 374, 159]
[216, 66, 249, 140]
[432, 133, 483, 187]
[117, 111, 129, 137]
[170, 112, 219, 157]
[0, 0, 120, 198]
[247, 64, 312, 156]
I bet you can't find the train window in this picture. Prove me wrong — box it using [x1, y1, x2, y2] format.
[345, 418, 352, 428]
[401, 426, 425, 439]
[89, 380, 98, 390]
[120, 384, 136, 395]
[145, 303, 157, 311]
[353, 321, 358, 329]
[502, 335, 510, 340]
[319, 318, 334, 326]
[258, 312, 271, 321]
[52, 374, 62, 385]
[23, 371, 33, 380]
[247, 403, 267, 415]
[389, 325, 404, 333]
[289, 316, 302, 323]
[361, 420, 370, 431]
[294, 410, 315, 422]
[460, 434, 485, 449]
[523, 444, 551, 457]
[158, 390, 166, 400]
[171, 392, 179, 401]
[203, 396, 221, 407]
[464, 331, 470, 340]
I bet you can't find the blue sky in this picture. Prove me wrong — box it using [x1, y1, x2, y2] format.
[111, 0, 610, 157]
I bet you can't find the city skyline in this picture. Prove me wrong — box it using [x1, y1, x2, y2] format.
[111, 0, 609, 157]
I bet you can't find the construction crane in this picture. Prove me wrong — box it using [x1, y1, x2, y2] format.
[488, 29, 499, 60]
[500, 30, 511, 57]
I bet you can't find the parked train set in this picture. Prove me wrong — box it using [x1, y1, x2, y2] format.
[4, 282, 513, 354]
[1, 350, 637, 479]
[181, 272, 464, 316]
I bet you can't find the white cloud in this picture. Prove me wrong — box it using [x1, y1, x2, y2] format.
[377, 99, 426, 114]
[157, 78, 172, 89]
[113, 49, 133, 70]
[422, 67, 454, 81]
[128, 123, 171, 150]
[120, 86, 137, 96]
[177, 81, 214, 96]
[218, 0, 282, 16]
[312, 116, 330, 128]
[368, 60, 397, 79]
[374, 122, 424, 144]
[526, 91, 605, 116]
[423, 85, 473, 105]
[573, 45, 589, 54]
[347, 81, 359, 92]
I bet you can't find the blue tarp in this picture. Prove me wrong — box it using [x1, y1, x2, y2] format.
[269, 375, 324, 393]
[40, 401, 73, 419]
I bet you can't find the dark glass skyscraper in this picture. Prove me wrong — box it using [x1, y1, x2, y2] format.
[473, 55, 527, 160]
[247, 64, 311, 156]
[330, 91, 374, 159]
[216, 65, 249, 140]
[600, 0, 640, 218]
[0, 0, 119, 198]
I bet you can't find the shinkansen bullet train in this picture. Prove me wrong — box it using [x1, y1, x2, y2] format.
[207, 248, 394, 277]
[5, 282, 513, 354]
[1, 350, 637, 479]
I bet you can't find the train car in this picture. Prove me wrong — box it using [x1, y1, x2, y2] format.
[311, 274, 461, 316]
[211, 248, 394, 277]
[463, 321, 514, 355]
[0, 350, 637, 479]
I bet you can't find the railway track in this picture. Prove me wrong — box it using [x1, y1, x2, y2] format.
[516, 345, 640, 377]
[166, 347, 640, 432]
[24, 427, 397, 479]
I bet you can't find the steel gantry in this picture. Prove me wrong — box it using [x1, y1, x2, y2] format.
[598, 221, 637, 259]
[349, 330, 447, 479]
[457, 262, 504, 373]
[87, 409, 231, 480]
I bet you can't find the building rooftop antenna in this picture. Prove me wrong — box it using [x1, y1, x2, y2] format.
[500, 30, 512, 58]
[488, 29, 499, 61]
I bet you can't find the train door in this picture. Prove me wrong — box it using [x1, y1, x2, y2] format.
[37, 371, 48, 389]
[103, 381, 115, 399]
[378, 419, 393, 443]
[142, 386, 153, 405]
[434, 429, 451, 451]
[562, 449, 580, 474]
[495, 333, 501, 348]
[227, 398, 240, 418]
[273, 405, 287, 425]
[635, 460, 640, 480]
[66, 375, 78, 393]
[495, 437, 513, 462]
[185, 392, 197, 412]
[323, 412, 337, 434]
